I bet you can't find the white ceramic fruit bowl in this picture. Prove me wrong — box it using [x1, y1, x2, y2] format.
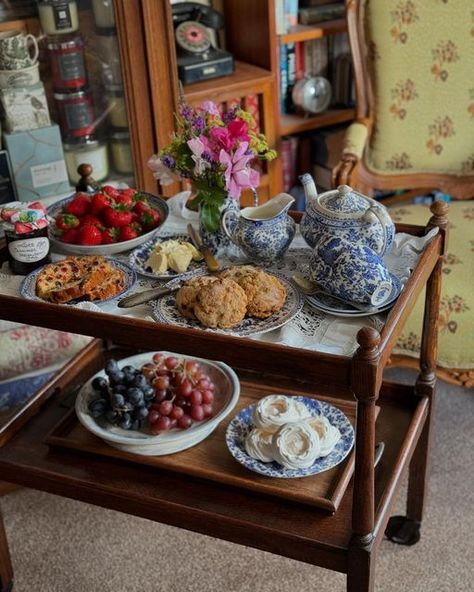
[48, 192, 169, 256]
[75, 352, 240, 456]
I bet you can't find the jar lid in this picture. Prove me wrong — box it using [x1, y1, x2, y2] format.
[47, 33, 84, 50]
[63, 136, 101, 150]
[95, 26, 117, 37]
[105, 84, 124, 96]
[110, 129, 130, 141]
[38, 0, 75, 4]
[54, 87, 91, 99]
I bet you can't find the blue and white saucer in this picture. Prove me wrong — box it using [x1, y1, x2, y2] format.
[151, 272, 304, 337]
[20, 257, 137, 306]
[306, 273, 402, 318]
[226, 396, 355, 478]
[129, 234, 207, 280]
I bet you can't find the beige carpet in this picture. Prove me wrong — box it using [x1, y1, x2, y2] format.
[1, 370, 473, 592]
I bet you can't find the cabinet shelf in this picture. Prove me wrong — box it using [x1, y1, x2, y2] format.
[280, 19, 347, 44]
[280, 108, 355, 135]
[184, 61, 274, 104]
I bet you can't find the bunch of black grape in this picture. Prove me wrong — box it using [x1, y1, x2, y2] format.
[88, 359, 155, 431]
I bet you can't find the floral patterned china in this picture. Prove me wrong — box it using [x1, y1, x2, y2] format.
[226, 396, 354, 478]
[150, 271, 304, 337]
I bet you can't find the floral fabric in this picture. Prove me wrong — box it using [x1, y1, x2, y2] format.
[363, 0, 474, 175]
[391, 201, 474, 369]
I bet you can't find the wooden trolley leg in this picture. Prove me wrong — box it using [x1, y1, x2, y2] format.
[347, 541, 375, 592]
[0, 508, 13, 592]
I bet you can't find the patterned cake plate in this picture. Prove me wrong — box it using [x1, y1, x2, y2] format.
[306, 273, 402, 318]
[226, 397, 355, 478]
[128, 233, 208, 280]
[150, 272, 304, 337]
[20, 257, 137, 306]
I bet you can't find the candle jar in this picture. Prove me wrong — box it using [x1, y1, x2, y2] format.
[47, 34, 87, 91]
[54, 88, 96, 139]
[92, 0, 115, 28]
[63, 136, 109, 183]
[5, 225, 51, 275]
[96, 29, 123, 86]
[105, 85, 128, 128]
[110, 130, 133, 174]
[38, 0, 79, 35]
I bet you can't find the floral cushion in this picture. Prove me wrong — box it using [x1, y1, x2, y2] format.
[391, 201, 474, 369]
[363, 1, 474, 176]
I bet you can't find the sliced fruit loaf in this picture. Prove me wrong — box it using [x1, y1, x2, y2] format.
[35, 258, 83, 301]
[85, 268, 126, 301]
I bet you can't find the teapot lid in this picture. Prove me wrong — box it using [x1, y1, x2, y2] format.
[315, 185, 371, 219]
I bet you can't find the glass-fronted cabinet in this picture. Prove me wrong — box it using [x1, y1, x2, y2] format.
[0, 0, 163, 203]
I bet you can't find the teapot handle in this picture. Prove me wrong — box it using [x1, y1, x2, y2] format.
[363, 206, 391, 254]
[221, 209, 239, 244]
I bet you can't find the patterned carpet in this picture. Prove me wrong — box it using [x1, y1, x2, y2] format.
[1, 370, 472, 592]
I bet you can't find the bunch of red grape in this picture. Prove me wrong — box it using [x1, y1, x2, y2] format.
[141, 353, 216, 434]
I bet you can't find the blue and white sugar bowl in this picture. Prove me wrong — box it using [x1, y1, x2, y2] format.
[310, 236, 393, 307]
[299, 174, 395, 257]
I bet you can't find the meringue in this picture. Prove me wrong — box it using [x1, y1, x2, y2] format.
[304, 415, 341, 457]
[253, 395, 312, 430]
[244, 428, 275, 462]
[272, 421, 321, 470]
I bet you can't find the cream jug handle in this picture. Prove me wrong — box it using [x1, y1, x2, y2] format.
[363, 205, 391, 253]
[221, 209, 240, 245]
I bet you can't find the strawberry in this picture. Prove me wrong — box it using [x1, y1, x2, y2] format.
[140, 208, 161, 230]
[61, 228, 79, 244]
[133, 200, 151, 216]
[90, 192, 111, 216]
[114, 191, 134, 208]
[80, 214, 104, 230]
[56, 213, 79, 230]
[102, 227, 119, 244]
[101, 185, 121, 200]
[64, 193, 90, 217]
[118, 224, 139, 242]
[103, 204, 133, 228]
[78, 224, 102, 245]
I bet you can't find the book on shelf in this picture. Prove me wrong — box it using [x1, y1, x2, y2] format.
[279, 43, 288, 113]
[285, 42, 296, 113]
[280, 136, 299, 192]
[285, 0, 299, 28]
[298, 2, 345, 25]
[276, 0, 299, 34]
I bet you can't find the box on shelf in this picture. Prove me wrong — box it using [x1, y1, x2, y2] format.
[0, 150, 17, 204]
[0, 82, 51, 133]
[3, 125, 71, 202]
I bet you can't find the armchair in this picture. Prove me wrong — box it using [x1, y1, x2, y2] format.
[334, 0, 474, 387]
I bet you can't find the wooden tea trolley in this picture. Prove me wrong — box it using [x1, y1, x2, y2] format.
[0, 202, 448, 592]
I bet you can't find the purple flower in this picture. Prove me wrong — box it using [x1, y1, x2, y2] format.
[193, 116, 205, 132]
[199, 101, 220, 116]
[180, 103, 193, 119]
[161, 154, 176, 169]
[219, 142, 259, 199]
[223, 108, 238, 123]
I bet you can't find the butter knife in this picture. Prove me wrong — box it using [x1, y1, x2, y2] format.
[187, 223, 220, 272]
[117, 285, 180, 308]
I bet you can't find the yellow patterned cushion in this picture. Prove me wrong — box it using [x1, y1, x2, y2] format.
[363, 0, 474, 176]
[391, 201, 474, 369]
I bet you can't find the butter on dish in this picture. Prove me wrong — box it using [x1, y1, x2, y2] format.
[145, 239, 202, 274]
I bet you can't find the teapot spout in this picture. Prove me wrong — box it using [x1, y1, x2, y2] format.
[299, 173, 318, 205]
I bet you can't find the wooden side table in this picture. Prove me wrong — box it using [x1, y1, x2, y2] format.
[0, 202, 448, 592]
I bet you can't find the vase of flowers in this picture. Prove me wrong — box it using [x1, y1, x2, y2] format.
[148, 100, 276, 253]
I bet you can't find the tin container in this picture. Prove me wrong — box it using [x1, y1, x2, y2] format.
[54, 88, 96, 139]
[47, 34, 87, 91]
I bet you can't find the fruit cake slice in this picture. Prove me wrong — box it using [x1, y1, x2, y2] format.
[85, 268, 126, 301]
[35, 257, 84, 302]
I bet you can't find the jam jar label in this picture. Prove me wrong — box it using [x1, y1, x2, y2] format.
[64, 101, 94, 132]
[58, 52, 85, 82]
[8, 237, 50, 263]
[53, 4, 73, 30]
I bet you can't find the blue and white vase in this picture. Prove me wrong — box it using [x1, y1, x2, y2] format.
[199, 196, 240, 257]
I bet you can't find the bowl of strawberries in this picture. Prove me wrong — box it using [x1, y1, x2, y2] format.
[48, 186, 169, 255]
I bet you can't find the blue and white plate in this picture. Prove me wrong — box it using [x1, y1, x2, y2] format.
[306, 273, 402, 318]
[151, 272, 304, 337]
[20, 257, 137, 306]
[226, 397, 355, 478]
[129, 234, 207, 280]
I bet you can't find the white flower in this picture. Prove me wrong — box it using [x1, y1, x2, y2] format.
[244, 428, 275, 463]
[147, 156, 175, 186]
[253, 395, 312, 430]
[187, 137, 211, 177]
[272, 421, 321, 470]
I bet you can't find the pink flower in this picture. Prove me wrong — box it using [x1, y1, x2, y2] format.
[219, 142, 259, 199]
[199, 101, 220, 116]
[209, 127, 233, 153]
[228, 119, 249, 142]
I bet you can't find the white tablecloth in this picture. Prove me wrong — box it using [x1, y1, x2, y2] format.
[0, 192, 438, 357]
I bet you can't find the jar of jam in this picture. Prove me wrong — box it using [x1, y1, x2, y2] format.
[63, 136, 109, 183]
[38, 0, 79, 35]
[54, 88, 96, 139]
[5, 225, 51, 275]
[47, 34, 87, 91]
[110, 129, 133, 174]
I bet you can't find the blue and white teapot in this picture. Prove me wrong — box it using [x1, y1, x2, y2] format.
[299, 174, 395, 257]
[222, 193, 296, 264]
